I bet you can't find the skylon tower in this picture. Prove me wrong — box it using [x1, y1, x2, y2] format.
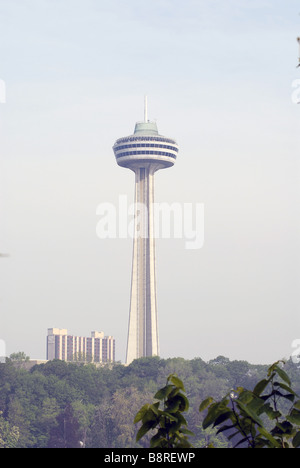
[113, 99, 179, 365]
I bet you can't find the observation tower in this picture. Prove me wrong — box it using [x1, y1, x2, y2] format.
[113, 98, 179, 365]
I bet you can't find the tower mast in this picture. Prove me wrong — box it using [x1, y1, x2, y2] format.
[144, 95, 148, 122]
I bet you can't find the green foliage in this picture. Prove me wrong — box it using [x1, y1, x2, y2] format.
[1, 354, 300, 448]
[200, 361, 300, 448]
[194, 425, 228, 449]
[48, 403, 82, 448]
[0, 411, 19, 448]
[134, 374, 194, 448]
[89, 387, 154, 448]
[6, 352, 30, 370]
[7, 352, 30, 363]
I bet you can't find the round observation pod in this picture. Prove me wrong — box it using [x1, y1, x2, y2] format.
[113, 121, 179, 171]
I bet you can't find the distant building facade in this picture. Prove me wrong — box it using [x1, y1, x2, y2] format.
[47, 328, 115, 363]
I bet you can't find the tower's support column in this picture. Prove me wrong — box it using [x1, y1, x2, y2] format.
[125, 166, 159, 365]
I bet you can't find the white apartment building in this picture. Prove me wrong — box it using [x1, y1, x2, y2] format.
[47, 328, 115, 363]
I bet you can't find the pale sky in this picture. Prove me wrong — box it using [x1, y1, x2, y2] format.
[0, 0, 299, 364]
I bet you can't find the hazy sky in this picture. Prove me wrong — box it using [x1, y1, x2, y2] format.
[0, 0, 299, 364]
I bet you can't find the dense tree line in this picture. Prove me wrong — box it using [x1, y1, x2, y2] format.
[0, 354, 299, 448]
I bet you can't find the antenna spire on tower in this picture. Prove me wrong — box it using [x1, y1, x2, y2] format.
[144, 95, 148, 122]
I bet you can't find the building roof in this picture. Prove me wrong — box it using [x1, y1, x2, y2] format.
[133, 121, 159, 136]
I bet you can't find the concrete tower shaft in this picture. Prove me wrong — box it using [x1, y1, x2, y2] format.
[113, 108, 178, 365]
[127, 165, 158, 364]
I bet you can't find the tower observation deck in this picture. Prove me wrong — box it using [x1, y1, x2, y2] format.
[113, 101, 179, 365]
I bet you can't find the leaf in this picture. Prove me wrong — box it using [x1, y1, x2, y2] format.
[136, 420, 157, 442]
[202, 402, 231, 430]
[272, 421, 294, 436]
[216, 423, 237, 435]
[177, 394, 190, 412]
[176, 437, 193, 448]
[233, 436, 251, 449]
[292, 432, 300, 448]
[227, 430, 242, 441]
[134, 404, 150, 424]
[287, 409, 300, 425]
[267, 362, 279, 377]
[236, 400, 263, 427]
[294, 400, 300, 410]
[150, 403, 160, 416]
[273, 390, 295, 403]
[167, 387, 180, 400]
[150, 431, 165, 448]
[166, 394, 187, 412]
[202, 403, 221, 430]
[155, 385, 174, 401]
[274, 382, 298, 396]
[247, 396, 265, 413]
[176, 412, 187, 427]
[261, 403, 281, 421]
[167, 418, 182, 435]
[159, 411, 178, 422]
[274, 365, 291, 386]
[166, 398, 181, 413]
[253, 379, 270, 397]
[213, 411, 233, 428]
[257, 426, 281, 448]
[168, 374, 185, 391]
[199, 397, 214, 412]
[238, 390, 254, 405]
[180, 428, 195, 437]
